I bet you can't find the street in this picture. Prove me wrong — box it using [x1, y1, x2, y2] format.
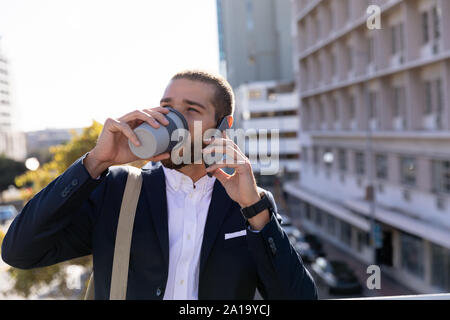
[289, 221, 417, 300]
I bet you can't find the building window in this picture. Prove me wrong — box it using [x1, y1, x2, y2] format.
[340, 221, 352, 247]
[367, 91, 377, 120]
[245, 0, 254, 30]
[305, 203, 312, 220]
[422, 6, 441, 46]
[278, 153, 300, 160]
[393, 87, 405, 118]
[355, 152, 365, 176]
[436, 79, 443, 128]
[432, 5, 441, 40]
[432, 160, 450, 194]
[423, 79, 443, 127]
[248, 89, 262, 100]
[400, 156, 416, 186]
[302, 147, 308, 163]
[345, 0, 351, 21]
[400, 232, 424, 279]
[424, 81, 433, 114]
[331, 53, 337, 76]
[357, 230, 370, 252]
[250, 110, 297, 118]
[317, 57, 323, 84]
[431, 243, 450, 291]
[323, 148, 333, 168]
[318, 103, 324, 125]
[315, 208, 323, 227]
[375, 154, 388, 180]
[313, 146, 319, 164]
[331, 98, 338, 123]
[391, 23, 404, 56]
[315, 15, 321, 41]
[422, 11, 429, 44]
[347, 45, 353, 71]
[349, 95, 355, 120]
[338, 149, 347, 172]
[391, 25, 397, 55]
[327, 214, 336, 237]
[368, 37, 375, 64]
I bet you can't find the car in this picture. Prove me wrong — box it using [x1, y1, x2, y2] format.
[278, 215, 320, 263]
[294, 241, 318, 263]
[279, 214, 305, 243]
[310, 257, 362, 295]
[0, 205, 18, 225]
[304, 233, 326, 257]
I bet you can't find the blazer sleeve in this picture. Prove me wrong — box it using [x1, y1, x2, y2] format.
[245, 190, 319, 300]
[1, 153, 111, 269]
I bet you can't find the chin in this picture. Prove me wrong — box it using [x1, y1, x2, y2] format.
[161, 142, 207, 170]
[160, 158, 188, 170]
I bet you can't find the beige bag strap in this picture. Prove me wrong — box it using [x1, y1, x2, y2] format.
[84, 165, 142, 300]
[84, 273, 95, 300]
[109, 165, 142, 299]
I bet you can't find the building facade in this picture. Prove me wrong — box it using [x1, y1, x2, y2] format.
[25, 128, 83, 156]
[216, 0, 294, 89]
[236, 81, 300, 182]
[286, 0, 450, 294]
[0, 38, 26, 161]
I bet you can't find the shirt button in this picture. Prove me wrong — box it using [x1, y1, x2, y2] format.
[156, 287, 162, 296]
[71, 178, 78, 186]
[180, 280, 184, 285]
[187, 234, 191, 240]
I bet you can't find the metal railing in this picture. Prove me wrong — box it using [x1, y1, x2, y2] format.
[336, 293, 450, 300]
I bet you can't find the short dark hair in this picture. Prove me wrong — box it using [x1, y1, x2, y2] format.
[171, 69, 235, 123]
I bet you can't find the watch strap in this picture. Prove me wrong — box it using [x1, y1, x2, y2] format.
[240, 192, 272, 220]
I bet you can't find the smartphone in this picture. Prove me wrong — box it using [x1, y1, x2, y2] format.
[204, 115, 233, 177]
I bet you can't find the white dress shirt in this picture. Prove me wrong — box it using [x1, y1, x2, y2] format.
[161, 165, 216, 300]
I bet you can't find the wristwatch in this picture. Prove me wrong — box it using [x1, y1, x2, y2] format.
[240, 192, 272, 220]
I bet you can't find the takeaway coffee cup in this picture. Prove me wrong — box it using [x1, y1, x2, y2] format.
[128, 107, 189, 159]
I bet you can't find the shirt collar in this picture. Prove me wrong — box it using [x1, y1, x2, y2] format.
[162, 165, 216, 194]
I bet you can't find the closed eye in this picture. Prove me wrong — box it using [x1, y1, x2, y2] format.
[188, 107, 200, 113]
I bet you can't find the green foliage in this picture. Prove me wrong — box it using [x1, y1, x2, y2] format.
[0, 229, 5, 254]
[7, 264, 63, 297]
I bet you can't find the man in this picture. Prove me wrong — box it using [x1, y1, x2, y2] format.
[2, 70, 318, 300]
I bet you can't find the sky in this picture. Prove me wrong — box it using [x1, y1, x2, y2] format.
[0, 0, 220, 132]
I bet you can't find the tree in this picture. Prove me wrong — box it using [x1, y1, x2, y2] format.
[8, 120, 149, 299]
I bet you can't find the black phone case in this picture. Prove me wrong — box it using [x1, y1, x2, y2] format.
[205, 116, 231, 177]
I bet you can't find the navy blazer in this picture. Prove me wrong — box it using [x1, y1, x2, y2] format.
[2, 154, 318, 300]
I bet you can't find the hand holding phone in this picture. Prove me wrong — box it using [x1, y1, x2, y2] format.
[204, 115, 233, 177]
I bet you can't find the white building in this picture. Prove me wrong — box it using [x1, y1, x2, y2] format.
[286, 0, 450, 294]
[236, 81, 300, 183]
[0, 38, 26, 161]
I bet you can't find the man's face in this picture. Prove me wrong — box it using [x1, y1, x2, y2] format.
[159, 78, 217, 169]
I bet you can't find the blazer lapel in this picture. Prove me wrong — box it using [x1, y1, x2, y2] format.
[142, 165, 169, 268]
[199, 179, 232, 275]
